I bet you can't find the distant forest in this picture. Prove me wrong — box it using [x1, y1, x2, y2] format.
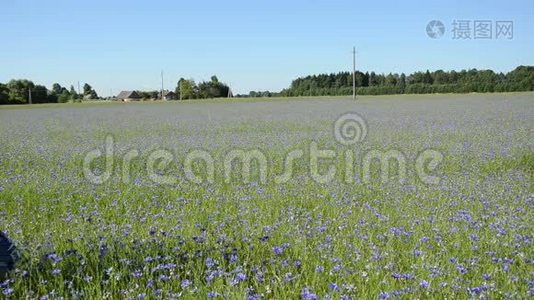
[277, 66, 534, 97]
[1, 66, 533, 104]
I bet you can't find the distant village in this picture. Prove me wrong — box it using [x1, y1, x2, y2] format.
[115, 90, 176, 101]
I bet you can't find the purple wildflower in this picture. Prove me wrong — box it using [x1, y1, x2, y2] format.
[328, 283, 339, 291]
[420, 280, 429, 289]
[3, 288, 14, 296]
[205, 257, 215, 268]
[272, 246, 284, 256]
[181, 279, 191, 289]
[207, 291, 218, 298]
[300, 288, 318, 300]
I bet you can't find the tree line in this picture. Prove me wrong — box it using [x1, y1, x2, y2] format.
[174, 76, 230, 100]
[0, 80, 99, 105]
[279, 66, 534, 97]
[2, 67, 532, 104]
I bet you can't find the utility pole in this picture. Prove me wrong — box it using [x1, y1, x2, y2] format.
[352, 46, 356, 100]
[161, 70, 164, 100]
[28, 87, 32, 104]
[227, 81, 233, 98]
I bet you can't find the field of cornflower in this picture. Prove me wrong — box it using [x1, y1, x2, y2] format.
[0, 93, 533, 299]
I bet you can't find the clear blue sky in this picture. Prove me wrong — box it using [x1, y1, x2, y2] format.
[1, 0, 533, 96]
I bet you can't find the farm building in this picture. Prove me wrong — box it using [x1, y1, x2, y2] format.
[116, 91, 141, 101]
[163, 91, 176, 100]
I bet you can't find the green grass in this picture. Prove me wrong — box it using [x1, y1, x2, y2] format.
[0, 94, 533, 299]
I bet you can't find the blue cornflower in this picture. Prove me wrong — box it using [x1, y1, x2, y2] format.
[456, 265, 467, 274]
[46, 253, 62, 264]
[379, 291, 391, 299]
[272, 246, 284, 255]
[181, 279, 191, 289]
[420, 280, 429, 289]
[158, 274, 170, 282]
[230, 253, 238, 263]
[332, 264, 342, 272]
[3, 288, 14, 296]
[328, 282, 339, 291]
[99, 243, 108, 257]
[205, 257, 215, 268]
[284, 272, 294, 283]
[207, 291, 218, 298]
[300, 288, 318, 300]
[392, 273, 414, 280]
[232, 272, 247, 285]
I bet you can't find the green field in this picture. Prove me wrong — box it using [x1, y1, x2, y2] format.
[1, 93, 533, 299]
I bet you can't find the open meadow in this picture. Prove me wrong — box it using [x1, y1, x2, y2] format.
[1, 93, 533, 299]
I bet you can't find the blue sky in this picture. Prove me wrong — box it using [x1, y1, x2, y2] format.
[1, 0, 533, 95]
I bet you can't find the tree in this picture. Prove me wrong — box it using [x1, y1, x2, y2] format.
[31, 85, 50, 103]
[369, 72, 378, 86]
[83, 83, 98, 99]
[175, 78, 185, 99]
[399, 73, 406, 91]
[178, 79, 197, 100]
[7, 79, 34, 104]
[433, 70, 448, 85]
[176, 75, 230, 100]
[70, 85, 80, 101]
[0, 83, 9, 104]
[52, 83, 63, 95]
[57, 90, 71, 103]
[423, 70, 434, 85]
[385, 73, 397, 86]
[83, 83, 92, 95]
